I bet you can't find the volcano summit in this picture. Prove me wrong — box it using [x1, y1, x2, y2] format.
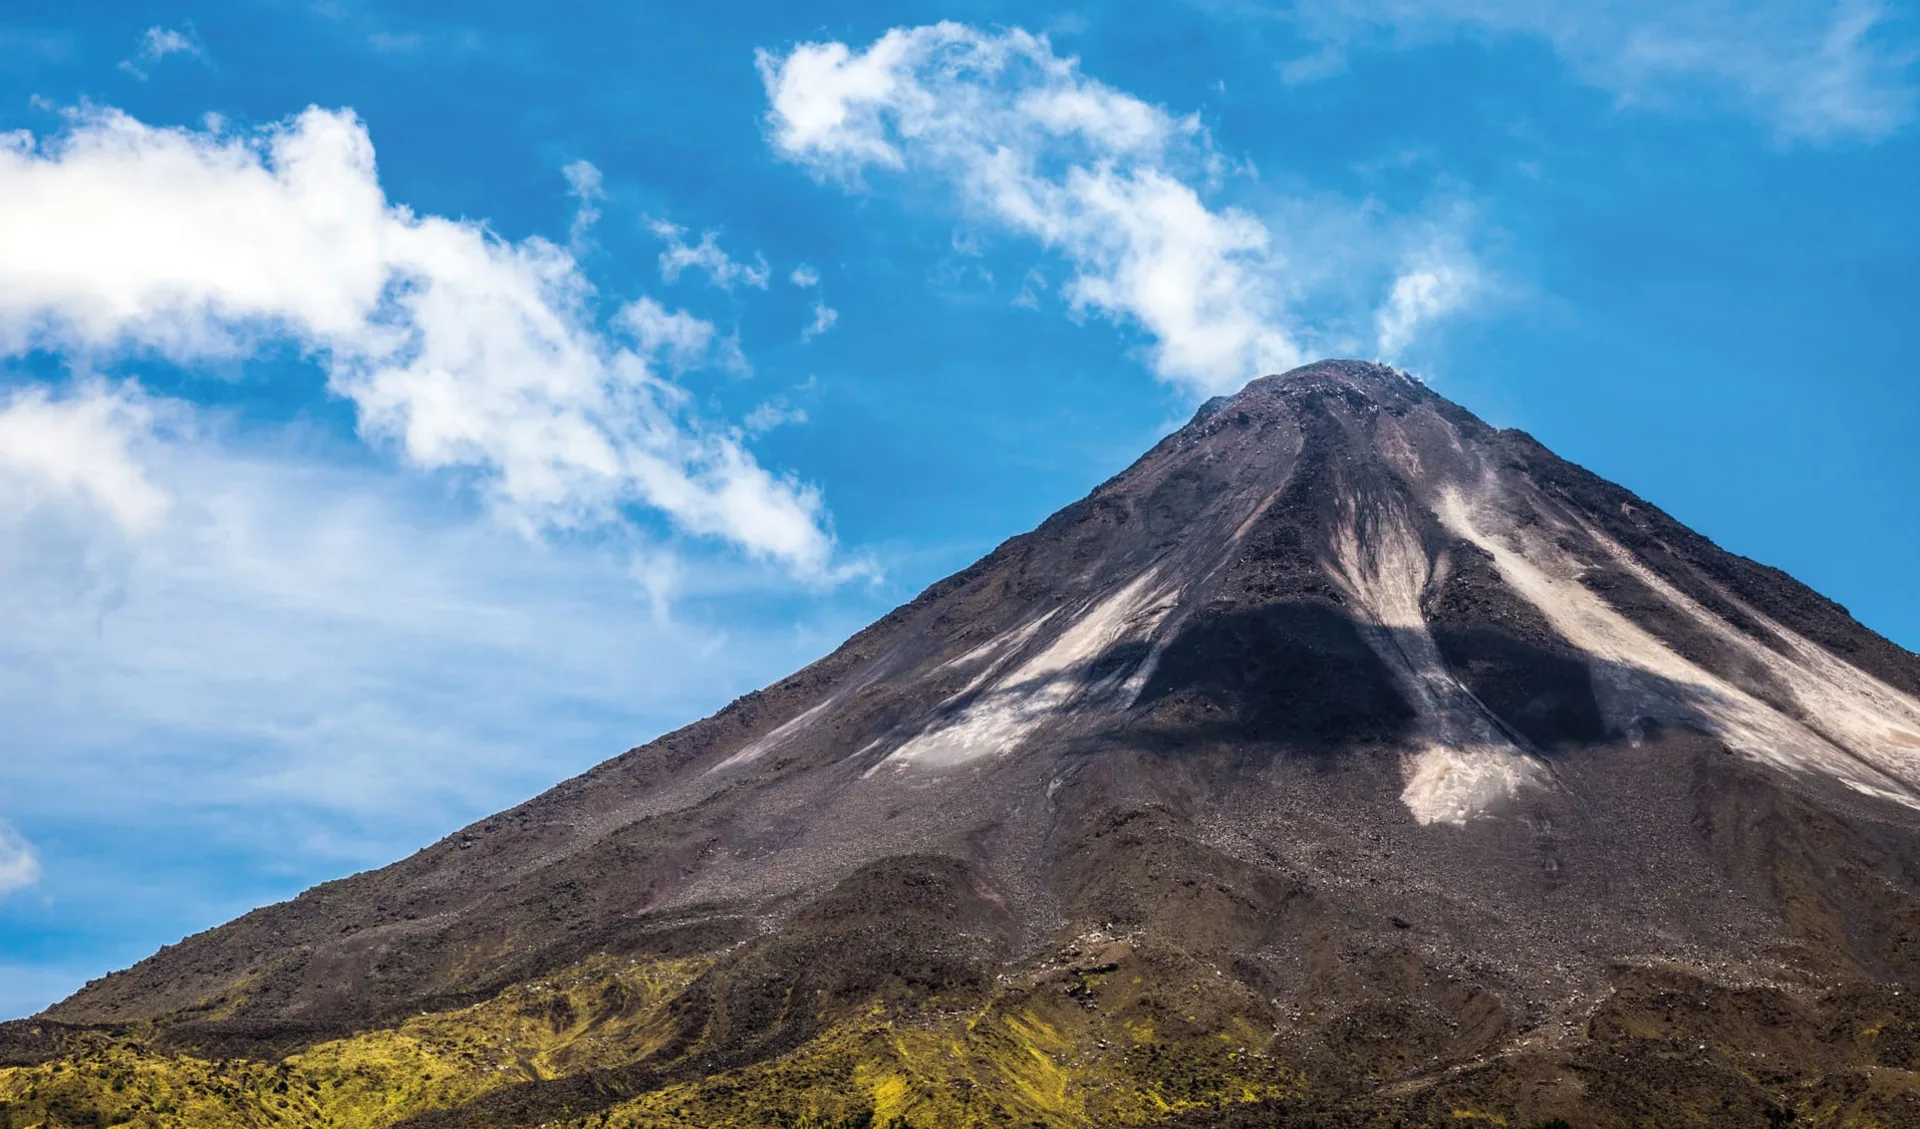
[9, 360, 1920, 1127]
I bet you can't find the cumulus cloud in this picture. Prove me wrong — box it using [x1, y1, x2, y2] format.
[0, 106, 836, 575]
[650, 221, 772, 290]
[760, 23, 1476, 392]
[760, 24, 1313, 394]
[0, 822, 38, 900]
[1282, 0, 1919, 143]
[119, 26, 206, 80]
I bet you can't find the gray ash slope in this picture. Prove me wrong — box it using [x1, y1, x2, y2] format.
[40, 360, 1920, 1118]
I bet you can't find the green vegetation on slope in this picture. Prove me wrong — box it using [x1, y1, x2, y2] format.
[579, 969, 1300, 1128]
[14, 947, 1920, 1128]
[0, 941, 1301, 1129]
[0, 953, 708, 1129]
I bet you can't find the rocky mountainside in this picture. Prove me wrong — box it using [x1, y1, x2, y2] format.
[9, 360, 1920, 1128]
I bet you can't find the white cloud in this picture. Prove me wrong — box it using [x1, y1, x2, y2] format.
[0, 385, 870, 1014]
[0, 106, 836, 576]
[1013, 267, 1049, 310]
[614, 295, 748, 373]
[140, 27, 198, 59]
[785, 264, 839, 341]
[119, 26, 206, 80]
[0, 383, 171, 535]
[0, 822, 39, 900]
[760, 23, 1470, 393]
[561, 158, 604, 249]
[1283, 0, 1918, 143]
[650, 221, 772, 290]
[801, 300, 839, 341]
[744, 400, 809, 434]
[0, 384, 860, 844]
[614, 295, 717, 363]
[0, 377, 873, 1017]
[1374, 242, 1481, 359]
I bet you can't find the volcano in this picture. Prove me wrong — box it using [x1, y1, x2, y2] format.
[10, 360, 1920, 1128]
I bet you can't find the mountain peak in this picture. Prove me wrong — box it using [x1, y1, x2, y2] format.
[1183, 359, 1428, 438]
[16, 368, 1920, 1128]
[1253, 357, 1422, 401]
[1264, 356, 1417, 386]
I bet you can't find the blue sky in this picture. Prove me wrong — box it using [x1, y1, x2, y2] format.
[0, 0, 1915, 1018]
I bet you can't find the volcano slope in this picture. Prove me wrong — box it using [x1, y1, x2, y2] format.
[9, 360, 1920, 1129]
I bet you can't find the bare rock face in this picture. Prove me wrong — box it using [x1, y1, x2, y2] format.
[26, 360, 1920, 1126]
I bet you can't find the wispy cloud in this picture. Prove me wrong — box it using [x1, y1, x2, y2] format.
[787, 263, 839, 341]
[801, 301, 839, 341]
[0, 822, 38, 900]
[744, 399, 809, 434]
[759, 23, 1482, 393]
[366, 30, 424, 53]
[118, 25, 206, 80]
[0, 381, 865, 1012]
[1279, 0, 1919, 143]
[614, 295, 748, 373]
[650, 221, 772, 290]
[0, 106, 838, 576]
[1374, 236, 1482, 361]
[0, 383, 170, 534]
[0, 385, 836, 831]
[561, 158, 604, 250]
